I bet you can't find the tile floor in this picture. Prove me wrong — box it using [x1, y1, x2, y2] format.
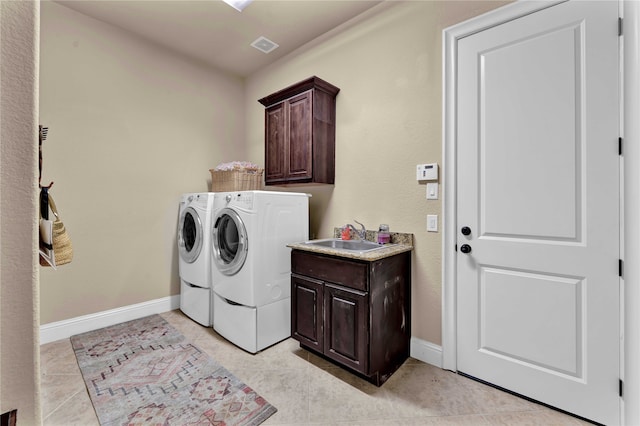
[41, 310, 590, 425]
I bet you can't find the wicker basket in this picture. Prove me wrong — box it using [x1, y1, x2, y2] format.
[210, 168, 263, 191]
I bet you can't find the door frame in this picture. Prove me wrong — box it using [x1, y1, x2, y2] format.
[441, 0, 639, 423]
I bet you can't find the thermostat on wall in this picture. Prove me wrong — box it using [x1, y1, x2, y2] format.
[416, 163, 438, 181]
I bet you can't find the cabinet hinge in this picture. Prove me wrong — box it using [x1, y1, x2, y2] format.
[455, 244, 458, 252]
[619, 137, 623, 155]
[619, 259, 624, 278]
[620, 379, 624, 398]
[619, 17, 623, 36]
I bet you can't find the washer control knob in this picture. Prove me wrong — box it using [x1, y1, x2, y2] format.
[225, 194, 232, 203]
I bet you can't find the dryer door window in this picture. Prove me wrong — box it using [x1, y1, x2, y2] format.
[212, 208, 248, 276]
[178, 207, 202, 263]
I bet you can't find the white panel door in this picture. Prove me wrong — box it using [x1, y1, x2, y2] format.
[456, 1, 620, 424]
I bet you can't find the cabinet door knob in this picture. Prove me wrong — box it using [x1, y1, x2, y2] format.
[461, 226, 471, 236]
[460, 244, 472, 254]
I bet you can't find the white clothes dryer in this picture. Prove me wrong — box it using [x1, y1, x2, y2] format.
[178, 192, 215, 326]
[211, 190, 309, 353]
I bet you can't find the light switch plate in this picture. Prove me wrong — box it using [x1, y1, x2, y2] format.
[427, 215, 438, 232]
[426, 183, 438, 200]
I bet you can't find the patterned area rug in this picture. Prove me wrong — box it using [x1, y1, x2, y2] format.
[71, 314, 276, 426]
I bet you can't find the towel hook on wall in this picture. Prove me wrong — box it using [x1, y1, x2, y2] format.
[39, 125, 53, 189]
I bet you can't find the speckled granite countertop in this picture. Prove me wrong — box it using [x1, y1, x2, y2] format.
[287, 228, 414, 261]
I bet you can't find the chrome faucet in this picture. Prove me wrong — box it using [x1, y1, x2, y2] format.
[346, 220, 367, 240]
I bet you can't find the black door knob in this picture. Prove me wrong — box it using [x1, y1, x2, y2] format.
[461, 226, 471, 236]
[460, 244, 472, 254]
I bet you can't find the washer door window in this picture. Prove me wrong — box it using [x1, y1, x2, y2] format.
[178, 206, 203, 263]
[212, 208, 248, 276]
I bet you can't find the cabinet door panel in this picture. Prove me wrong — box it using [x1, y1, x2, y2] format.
[287, 92, 313, 181]
[324, 284, 368, 374]
[265, 103, 286, 183]
[291, 274, 323, 350]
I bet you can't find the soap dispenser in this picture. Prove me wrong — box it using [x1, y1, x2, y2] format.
[377, 224, 391, 244]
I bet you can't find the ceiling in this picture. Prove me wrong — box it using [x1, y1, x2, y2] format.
[55, 0, 385, 77]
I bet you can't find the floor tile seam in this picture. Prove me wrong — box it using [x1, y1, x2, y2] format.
[458, 389, 547, 416]
[41, 372, 83, 377]
[39, 352, 75, 363]
[479, 410, 577, 425]
[42, 388, 87, 421]
[303, 413, 492, 425]
[439, 413, 494, 425]
[304, 396, 401, 423]
[39, 339, 73, 347]
[223, 366, 315, 373]
[388, 411, 493, 420]
[471, 406, 549, 418]
[305, 365, 348, 373]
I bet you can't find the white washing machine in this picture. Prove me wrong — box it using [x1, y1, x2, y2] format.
[178, 192, 215, 326]
[211, 190, 309, 353]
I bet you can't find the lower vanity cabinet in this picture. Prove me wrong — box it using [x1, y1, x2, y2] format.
[291, 249, 411, 386]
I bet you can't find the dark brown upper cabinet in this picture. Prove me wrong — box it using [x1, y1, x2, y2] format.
[258, 76, 340, 186]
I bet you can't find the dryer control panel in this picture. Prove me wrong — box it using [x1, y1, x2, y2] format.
[225, 192, 254, 210]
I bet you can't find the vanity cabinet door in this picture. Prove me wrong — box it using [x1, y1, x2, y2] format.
[291, 274, 324, 351]
[324, 284, 369, 374]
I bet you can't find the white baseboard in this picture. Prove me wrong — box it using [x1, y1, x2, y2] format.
[40, 295, 180, 344]
[410, 337, 443, 368]
[40, 299, 445, 370]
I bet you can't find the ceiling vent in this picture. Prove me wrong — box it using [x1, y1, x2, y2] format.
[251, 36, 279, 54]
[222, 0, 252, 12]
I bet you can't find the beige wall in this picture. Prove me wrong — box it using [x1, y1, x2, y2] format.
[39, 2, 246, 324]
[0, 0, 41, 423]
[39, 1, 509, 345]
[245, 1, 507, 345]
